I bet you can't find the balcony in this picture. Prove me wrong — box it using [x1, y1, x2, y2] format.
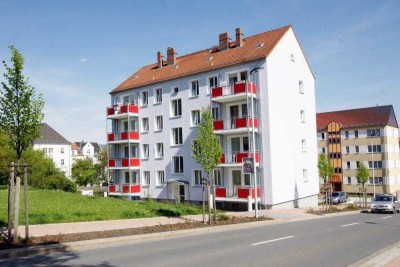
[109, 157, 140, 169]
[211, 82, 256, 103]
[213, 117, 258, 134]
[107, 104, 139, 119]
[215, 186, 260, 199]
[108, 131, 139, 143]
[220, 151, 259, 165]
[108, 184, 141, 195]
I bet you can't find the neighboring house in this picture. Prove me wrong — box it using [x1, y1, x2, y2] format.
[316, 105, 400, 195]
[106, 25, 319, 209]
[71, 143, 84, 163]
[33, 123, 72, 178]
[73, 141, 100, 164]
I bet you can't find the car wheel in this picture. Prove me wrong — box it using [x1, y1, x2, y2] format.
[391, 208, 395, 214]
[371, 210, 375, 213]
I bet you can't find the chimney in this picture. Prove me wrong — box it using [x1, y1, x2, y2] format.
[219, 32, 230, 51]
[235, 28, 243, 47]
[157, 51, 163, 68]
[167, 47, 176, 66]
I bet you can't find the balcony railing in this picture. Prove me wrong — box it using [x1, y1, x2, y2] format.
[108, 131, 139, 142]
[215, 186, 260, 198]
[109, 184, 141, 194]
[109, 158, 140, 167]
[211, 81, 256, 99]
[213, 117, 258, 131]
[220, 151, 259, 164]
[107, 104, 139, 117]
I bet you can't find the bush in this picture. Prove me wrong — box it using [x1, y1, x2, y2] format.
[346, 203, 358, 210]
[44, 174, 77, 192]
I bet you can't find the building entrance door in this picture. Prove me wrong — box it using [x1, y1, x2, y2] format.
[179, 185, 185, 202]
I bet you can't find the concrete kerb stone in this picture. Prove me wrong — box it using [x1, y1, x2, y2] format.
[348, 240, 400, 267]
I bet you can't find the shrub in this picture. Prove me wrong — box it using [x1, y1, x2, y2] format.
[346, 203, 358, 210]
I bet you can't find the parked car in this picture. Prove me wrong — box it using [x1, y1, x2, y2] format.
[370, 194, 400, 214]
[326, 191, 348, 204]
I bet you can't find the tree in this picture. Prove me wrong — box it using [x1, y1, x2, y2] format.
[317, 153, 334, 211]
[72, 158, 97, 186]
[94, 148, 110, 192]
[192, 107, 222, 224]
[356, 162, 369, 207]
[0, 46, 44, 244]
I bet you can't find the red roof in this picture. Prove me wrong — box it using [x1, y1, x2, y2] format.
[316, 105, 398, 131]
[112, 25, 293, 93]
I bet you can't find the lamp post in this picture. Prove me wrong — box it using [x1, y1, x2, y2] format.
[371, 140, 376, 197]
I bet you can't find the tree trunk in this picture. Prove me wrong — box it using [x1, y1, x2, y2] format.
[207, 182, 211, 225]
[13, 170, 21, 244]
[202, 184, 205, 224]
[24, 166, 29, 243]
[7, 163, 15, 244]
[212, 181, 217, 224]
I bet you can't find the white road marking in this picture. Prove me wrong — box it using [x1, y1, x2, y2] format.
[382, 216, 392, 219]
[341, 222, 359, 227]
[252, 236, 294, 246]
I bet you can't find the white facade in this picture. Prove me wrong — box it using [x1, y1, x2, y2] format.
[33, 143, 72, 177]
[107, 26, 319, 209]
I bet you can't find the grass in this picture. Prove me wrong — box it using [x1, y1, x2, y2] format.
[0, 189, 203, 226]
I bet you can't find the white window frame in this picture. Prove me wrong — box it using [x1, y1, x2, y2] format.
[214, 169, 223, 186]
[299, 80, 304, 94]
[142, 117, 149, 133]
[61, 159, 65, 166]
[142, 144, 149, 159]
[173, 156, 184, 174]
[190, 80, 199, 97]
[141, 91, 148, 106]
[172, 127, 183, 145]
[193, 170, 202, 186]
[156, 143, 164, 158]
[303, 169, 308, 182]
[155, 115, 163, 131]
[301, 139, 307, 152]
[300, 110, 305, 123]
[191, 110, 201, 127]
[208, 76, 218, 94]
[143, 171, 150, 186]
[154, 88, 162, 104]
[171, 99, 182, 117]
[157, 170, 165, 185]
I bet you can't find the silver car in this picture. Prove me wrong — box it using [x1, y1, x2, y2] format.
[327, 191, 348, 204]
[370, 194, 400, 214]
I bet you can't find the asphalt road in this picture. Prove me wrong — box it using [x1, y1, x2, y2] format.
[2, 212, 400, 267]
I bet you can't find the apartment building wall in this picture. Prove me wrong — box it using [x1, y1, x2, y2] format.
[33, 143, 72, 177]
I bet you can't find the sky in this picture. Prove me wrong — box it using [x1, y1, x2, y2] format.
[0, 0, 399, 144]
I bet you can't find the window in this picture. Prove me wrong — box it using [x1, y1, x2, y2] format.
[240, 71, 248, 81]
[172, 127, 183, 145]
[142, 118, 149, 132]
[142, 144, 149, 159]
[193, 170, 202, 185]
[321, 133, 325, 140]
[355, 146, 359, 153]
[301, 139, 307, 152]
[214, 169, 223, 186]
[303, 169, 308, 182]
[367, 129, 381, 137]
[322, 148, 326, 154]
[355, 130, 358, 138]
[368, 161, 383, 169]
[347, 177, 351, 184]
[171, 99, 182, 117]
[155, 115, 163, 131]
[87, 149, 90, 154]
[291, 53, 295, 62]
[345, 146, 350, 154]
[173, 156, 184, 174]
[367, 145, 382, 153]
[369, 177, 383, 184]
[143, 171, 150, 186]
[124, 172, 130, 184]
[156, 143, 164, 158]
[346, 162, 350, 169]
[243, 137, 249, 152]
[191, 80, 199, 97]
[209, 76, 218, 94]
[191, 110, 201, 126]
[58, 148, 62, 154]
[356, 161, 360, 168]
[345, 131, 349, 139]
[300, 110, 305, 123]
[61, 159, 64, 166]
[299, 80, 304, 94]
[157, 171, 165, 185]
[154, 88, 162, 104]
[123, 95, 129, 105]
[244, 174, 251, 186]
[43, 148, 48, 153]
[141, 91, 148, 106]
[212, 107, 220, 120]
[172, 86, 179, 94]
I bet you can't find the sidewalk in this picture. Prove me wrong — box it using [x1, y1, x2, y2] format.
[2, 208, 400, 266]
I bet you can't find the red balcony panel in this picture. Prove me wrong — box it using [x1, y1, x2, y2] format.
[129, 105, 139, 113]
[108, 133, 115, 142]
[109, 159, 115, 167]
[130, 158, 140, 166]
[220, 154, 225, 164]
[109, 185, 116, 193]
[121, 132, 128, 140]
[237, 153, 248, 163]
[248, 118, 258, 128]
[130, 132, 139, 140]
[212, 87, 223, 98]
[237, 188, 250, 198]
[235, 118, 247, 128]
[251, 83, 257, 94]
[122, 184, 141, 193]
[107, 107, 115, 116]
[215, 187, 226, 198]
[213, 120, 224, 130]
[250, 152, 259, 163]
[234, 83, 246, 94]
[251, 187, 261, 198]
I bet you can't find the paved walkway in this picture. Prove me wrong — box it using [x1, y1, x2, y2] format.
[2, 208, 400, 266]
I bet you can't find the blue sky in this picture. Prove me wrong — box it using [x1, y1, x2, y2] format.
[1, 0, 399, 144]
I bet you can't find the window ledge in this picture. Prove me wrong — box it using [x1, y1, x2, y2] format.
[153, 102, 162, 106]
[189, 95, 199, 99]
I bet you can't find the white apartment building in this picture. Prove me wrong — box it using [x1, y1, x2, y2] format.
[107, 25, 319, 209]
[33, 123, 72, 177]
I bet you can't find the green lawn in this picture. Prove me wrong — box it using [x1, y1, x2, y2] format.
[0, 189, 202, 226]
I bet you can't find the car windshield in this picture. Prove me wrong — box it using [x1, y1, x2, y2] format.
[374, 196, 392, 202]
[331, 193, 339, 197]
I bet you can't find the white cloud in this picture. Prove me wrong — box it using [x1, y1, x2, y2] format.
[79, 57, 88, 63]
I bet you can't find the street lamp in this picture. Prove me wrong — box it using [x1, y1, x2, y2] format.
[371, 140, 376, 197]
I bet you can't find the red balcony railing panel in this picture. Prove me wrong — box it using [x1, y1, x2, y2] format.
[251, 187, 261, 198]
[130, 158, 140, 166]
[122, 184, 140, 193]
[129, 132, 139, 140]
[234, 83, 246, 94]
[109, 185, 116, 193]
[108, 133, 115, 142]
[109, 159, 115, 167]
[107, 107, 115, 116]
[121, 132, 128, 140]
[211, 87, 223, 98]
[220, 154, 225, 164]
[216, 188, 226, 197]
[248, 118, 258, 128]
[236, 153, 248, 163]
[235, 118, 247, 128]
[237, 188, 250, 198]
[213, 120, 224, 130]
[250, 152, 259, 163]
